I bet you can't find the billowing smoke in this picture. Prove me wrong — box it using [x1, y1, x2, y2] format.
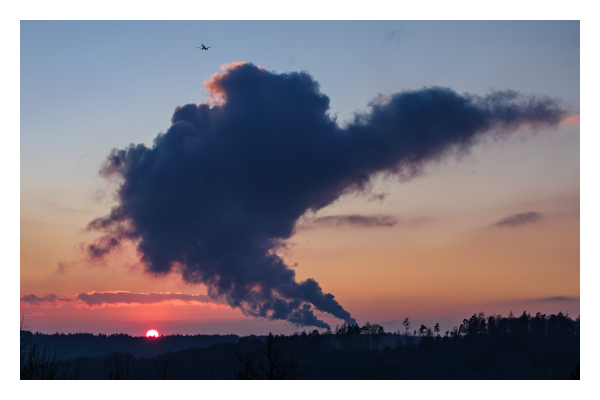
[86, 63, 567, 328]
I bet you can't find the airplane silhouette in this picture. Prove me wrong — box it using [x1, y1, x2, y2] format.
[197, 43, 212, 50]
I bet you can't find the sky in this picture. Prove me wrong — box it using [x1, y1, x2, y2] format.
[20, 20, 580, 337]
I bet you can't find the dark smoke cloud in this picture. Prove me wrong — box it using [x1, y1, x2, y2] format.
[85, 63, 566, 328]
[495, 211, 543, 227]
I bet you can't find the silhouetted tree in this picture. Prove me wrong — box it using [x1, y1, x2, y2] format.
[569, 364, 580, 380]
[361, 322, 372, 349]
[450, 326, 459, 338]
[323, 327, 333, 350]
[395, 329, 402, 348]
[460, 312, 487, 336]
[102, 345, 145, 380]
[20, 316, 59, 380]
[154, 351, 173, 380]
[360, 322, 385, 350]
[372, 324, 386, 350]
[259, 333, 299, 379]
[233, 351, 262, 380]
[403, 318, 410, 338]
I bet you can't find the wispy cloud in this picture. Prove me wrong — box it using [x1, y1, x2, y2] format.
[20, 291, 218, 309]
[312, 214, 396, 228]
[297, 214, 432, 230]
[494, 211, 543, 227]
[22, 311, 45, 317]
[56, 261, 71, 274]
[529, 296, 579, 303]
[368, 192, 388, 202]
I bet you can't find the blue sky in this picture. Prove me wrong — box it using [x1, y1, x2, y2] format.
[21, 20, 579, 211]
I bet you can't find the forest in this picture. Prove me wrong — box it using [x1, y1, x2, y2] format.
[20, 310, 580, 380]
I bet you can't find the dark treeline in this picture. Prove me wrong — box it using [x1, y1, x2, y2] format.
[23, 330, 239, 360]
[20, 310, 579, 380]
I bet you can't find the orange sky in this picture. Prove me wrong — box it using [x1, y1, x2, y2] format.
[20, 121, 579, 335]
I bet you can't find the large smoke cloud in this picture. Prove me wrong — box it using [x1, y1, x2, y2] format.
[86, 62, 567, 328]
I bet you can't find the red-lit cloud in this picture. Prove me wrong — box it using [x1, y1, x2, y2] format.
[20, 291, 220, 309]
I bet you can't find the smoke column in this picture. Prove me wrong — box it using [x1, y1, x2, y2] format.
[86, 63, 566, 328]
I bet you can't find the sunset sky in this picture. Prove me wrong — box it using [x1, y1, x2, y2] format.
[20, 20, 579, 337]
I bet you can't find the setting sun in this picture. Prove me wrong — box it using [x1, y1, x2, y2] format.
[146, 329, 159, 338]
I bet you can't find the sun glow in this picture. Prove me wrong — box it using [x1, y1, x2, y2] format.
[146, 329, 159, 338]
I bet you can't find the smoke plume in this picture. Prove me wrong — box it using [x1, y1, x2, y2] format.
[86, 63, 566, 328]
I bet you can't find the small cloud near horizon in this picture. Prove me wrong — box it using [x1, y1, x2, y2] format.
[530, 296, 579, 303]
[494, 211, 543, 228]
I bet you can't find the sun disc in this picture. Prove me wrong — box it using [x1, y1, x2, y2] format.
[146, 329, 159, 338]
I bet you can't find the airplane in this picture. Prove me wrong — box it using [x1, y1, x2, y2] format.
[197, 43, 212, 50]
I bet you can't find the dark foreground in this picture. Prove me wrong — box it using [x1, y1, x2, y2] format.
[21, 310, 579, 379]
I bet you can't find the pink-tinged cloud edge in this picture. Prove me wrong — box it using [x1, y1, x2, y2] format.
[203, 61, 266, 105]
[506, 112, 579, 137]
[20, 291, 226, 309]
[203, 61, 246, 105]
[171, 62, 254, 119]
[562, 114, 580, 126]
